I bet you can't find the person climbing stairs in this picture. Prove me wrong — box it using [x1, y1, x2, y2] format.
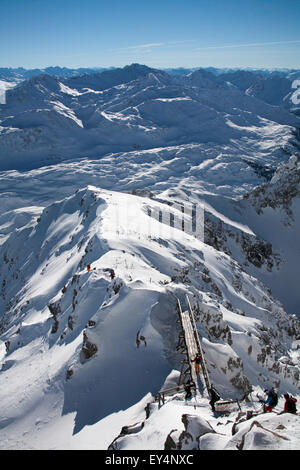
[192, 353, 202, 374]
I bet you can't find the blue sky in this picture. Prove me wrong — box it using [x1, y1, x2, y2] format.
[1, 0, 300, 69]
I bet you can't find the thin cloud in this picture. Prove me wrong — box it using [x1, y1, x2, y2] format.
[113, 43, 165, 53]
[168, 39, 196, 45]
[112, 40, 196, 54]
[194, 40, 300, 51]
[128, 43, 165, 49]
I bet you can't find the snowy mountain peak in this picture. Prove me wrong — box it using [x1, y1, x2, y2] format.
[10, 73, 61, 96]
[123, 63, 157, 74]
[4, 73, 63, 112]
[185, 69, 224, 89]
[1, 63, 300, 450]
[64, 63, 159, 92]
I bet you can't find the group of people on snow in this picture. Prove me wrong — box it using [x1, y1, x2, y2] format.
[184, 379, 220, 412]
[86, 266, 298, 417]
[184, 376, 297, 415]
[260, 388, 297, 415]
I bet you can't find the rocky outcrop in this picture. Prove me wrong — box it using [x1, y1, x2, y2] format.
[164, 414, 216, 450]
[81, 330, 98, 361]
[204, 211, 281, 270]
[243, 155, 300, 224]
[193, 302, 232, 345]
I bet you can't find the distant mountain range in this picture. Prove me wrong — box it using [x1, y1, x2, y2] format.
[1, 64, 300, 80]
[0, 63, 299, 171]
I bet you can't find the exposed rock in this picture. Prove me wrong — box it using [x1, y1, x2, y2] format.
[204, 211, 280, 270]
[81, 330, 98, 360]
[244, 155, 300, 224]
[164, 414, 216, 450]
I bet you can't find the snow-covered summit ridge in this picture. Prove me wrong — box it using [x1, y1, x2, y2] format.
[0, 183, 299, 449]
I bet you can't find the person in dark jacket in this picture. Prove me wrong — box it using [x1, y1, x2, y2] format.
[209, 385, 220, 412]
[184, 380, 195, 400]
[262, 388, 278, 413]
[283, 393, 297, 414]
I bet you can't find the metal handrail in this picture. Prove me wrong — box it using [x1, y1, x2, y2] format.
[155, 384, 185, 406]
[186, 295, 211, 392]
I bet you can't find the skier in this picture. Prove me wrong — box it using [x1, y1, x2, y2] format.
[283, 393, 297, 414]
[110, 269, 115, 280]
[184, 380, 195, 400]
[192, 353, 202, 373]
[261, 388, 278, 413]
[208, 385, 220, 412]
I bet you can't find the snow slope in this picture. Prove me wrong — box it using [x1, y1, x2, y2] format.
[0, 79, 20, 104]
[195, 155, 300, 317]
[0, 183, 299, 450]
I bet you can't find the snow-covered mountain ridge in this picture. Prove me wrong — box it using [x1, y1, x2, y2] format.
[0, 64, 299, 170]
[0, 172, 299, 449]
[1, 64, 300, 450]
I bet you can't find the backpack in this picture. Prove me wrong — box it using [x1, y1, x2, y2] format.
[269, 390, 278, 407]
[287, 396, 297, 413]
[210, 388, 220, 401]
